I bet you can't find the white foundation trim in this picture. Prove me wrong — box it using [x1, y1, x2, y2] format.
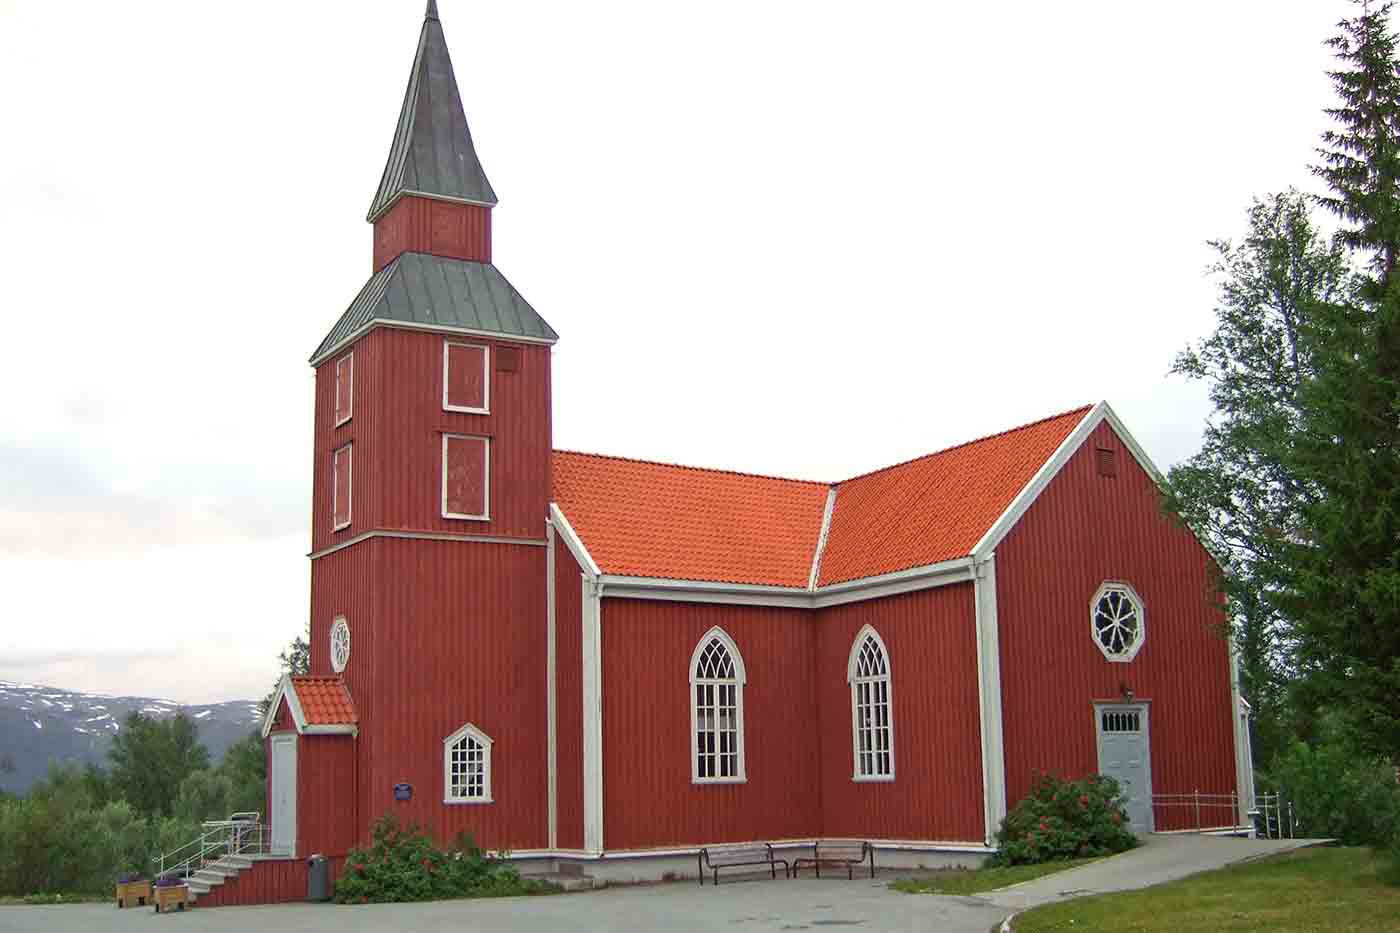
[546, 520, 558, 850]
[581, 575, 604, 855]
[972, 555, 1007, 844]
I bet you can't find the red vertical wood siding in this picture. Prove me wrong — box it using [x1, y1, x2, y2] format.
[196, 857, 346, 908]
[348, 536, 547, 851]
[553, 537, 585, 850]
[599, 599, 819, 849]
[995, 420, 1236, 830]
[816, 584, 985, 843]
[311, 329, 552, 552]
[298, 736, 358, 857]
[373, 195, 492, 272]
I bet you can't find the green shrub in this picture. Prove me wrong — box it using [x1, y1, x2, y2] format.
[1385, 829, 1400, 887]
[333, 815, 558, 904]
[1267, 740, 1400, 846]
[990, 773, 1138, 866]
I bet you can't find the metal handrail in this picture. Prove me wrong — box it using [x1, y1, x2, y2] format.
[156, 813, 269, 880]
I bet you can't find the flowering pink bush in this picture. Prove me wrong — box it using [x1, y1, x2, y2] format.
[990, 772, 1138, 866]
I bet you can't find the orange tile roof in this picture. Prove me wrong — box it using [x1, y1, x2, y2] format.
[290, 676, 357, 726]
[816, 406, 1091, 585]
[553, 451, 830, 586]
[552, 405, 1093, 589]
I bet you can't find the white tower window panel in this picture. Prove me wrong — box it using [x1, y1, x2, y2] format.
[689, 627, 747, 784]
[848, 625, 894, 781]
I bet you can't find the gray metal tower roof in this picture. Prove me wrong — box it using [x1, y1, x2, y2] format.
[367, 2, 497, 221]
[310, 253, 558, 364]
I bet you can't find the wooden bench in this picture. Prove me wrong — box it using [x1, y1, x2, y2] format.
[791, 840, 875, 879]
[697, 843, 790, 885]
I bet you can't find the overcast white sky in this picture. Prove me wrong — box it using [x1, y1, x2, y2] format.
[0, 1, 1359, 703]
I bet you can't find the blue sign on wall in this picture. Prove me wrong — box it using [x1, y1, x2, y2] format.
[393, 782, 413, 801]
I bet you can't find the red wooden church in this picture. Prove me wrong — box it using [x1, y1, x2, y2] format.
[219, 2, 1254, 902]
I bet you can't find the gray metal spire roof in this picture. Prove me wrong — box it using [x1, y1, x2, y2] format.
[310, 253, 558, 364]
[367, 3, 496, 221]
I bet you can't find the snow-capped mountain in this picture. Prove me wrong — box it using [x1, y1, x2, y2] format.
[0, 681, 262, 796]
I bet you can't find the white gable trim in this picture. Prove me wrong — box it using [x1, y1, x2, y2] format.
[970, 401, 1165, 561]
[259, 675, 357, 739]
[550, 503, 601, 579]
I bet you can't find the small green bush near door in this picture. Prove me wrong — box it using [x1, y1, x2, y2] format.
[333, 815, 559, 904]
[990, 773, 1138, 867]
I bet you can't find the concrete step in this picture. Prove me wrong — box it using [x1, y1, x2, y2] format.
[215, 855, 254, 871]
[193, 868, 234, 886]
[186, 881, 210, 897]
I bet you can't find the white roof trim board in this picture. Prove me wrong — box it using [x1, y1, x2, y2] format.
[558, 400, 1180, 608]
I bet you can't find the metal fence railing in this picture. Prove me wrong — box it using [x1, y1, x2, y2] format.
[1249, 792, 1296, 840]
[1151, 791, 1245, 833]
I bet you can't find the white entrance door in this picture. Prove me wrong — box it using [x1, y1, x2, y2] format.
[270, 734, 298, 856]
[1095, 704, 1153, 832]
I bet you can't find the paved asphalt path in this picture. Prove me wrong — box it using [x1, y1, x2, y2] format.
[0, 835, 1325, 933]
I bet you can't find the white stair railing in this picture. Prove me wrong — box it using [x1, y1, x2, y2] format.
[157, 812, 267, 880]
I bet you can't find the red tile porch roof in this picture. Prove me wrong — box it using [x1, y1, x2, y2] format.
[552, 405, 1092, 588]
[290, 676, 358, 726]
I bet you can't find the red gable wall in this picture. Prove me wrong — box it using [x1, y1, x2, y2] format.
[995, 419, 1236, 828]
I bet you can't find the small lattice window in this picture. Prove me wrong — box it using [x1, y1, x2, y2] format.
[1091, 582, 1146, 662]
[443, 723, 493, 803]
[690, 628, 746, 783]
[849, 626, 894, 780]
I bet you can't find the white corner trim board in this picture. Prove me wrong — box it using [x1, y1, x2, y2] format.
[581, 575, 604, 854]
[972, 555, 1007, 844]
[546, 521, 559, 850]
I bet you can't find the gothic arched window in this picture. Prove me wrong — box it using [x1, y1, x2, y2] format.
[848, 626, 894, 780]
[689, 628, 746, 783]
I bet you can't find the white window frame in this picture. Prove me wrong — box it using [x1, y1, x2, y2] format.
[688, 626, 747, 784]
[334, 351, 354, 427]
[441, 433, 490, 521]
[1090, 581, 1147, 662]
[848, 624, 895, 781]
[329, 616, 350, 674]
[443, 722, 494, 804]
[331, 443, 352, 532]
[442, 340, 490, 415]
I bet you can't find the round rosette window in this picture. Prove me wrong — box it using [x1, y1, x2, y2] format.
[1090, 582, 1145, 662]
[330, 617, 351, 673]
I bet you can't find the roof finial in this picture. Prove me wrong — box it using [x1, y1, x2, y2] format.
[425, 0, 439, 21]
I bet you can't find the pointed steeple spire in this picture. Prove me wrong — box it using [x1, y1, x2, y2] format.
[367, 3, 496, 221]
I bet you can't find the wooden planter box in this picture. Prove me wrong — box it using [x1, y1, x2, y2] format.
[115, 879, 150, 908]
[154, 884, 190, 913]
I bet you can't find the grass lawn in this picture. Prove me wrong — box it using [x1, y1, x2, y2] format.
[0, 894, 109, 905]
[891, 857, 1102, 897]
[1013, 846, 1400, 932]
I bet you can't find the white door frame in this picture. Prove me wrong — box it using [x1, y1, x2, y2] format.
[1093, 702, 1154, 833]
[270, 734, 298, 857]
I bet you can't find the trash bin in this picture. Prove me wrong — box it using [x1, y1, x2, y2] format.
[307, 854, 330, 902]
